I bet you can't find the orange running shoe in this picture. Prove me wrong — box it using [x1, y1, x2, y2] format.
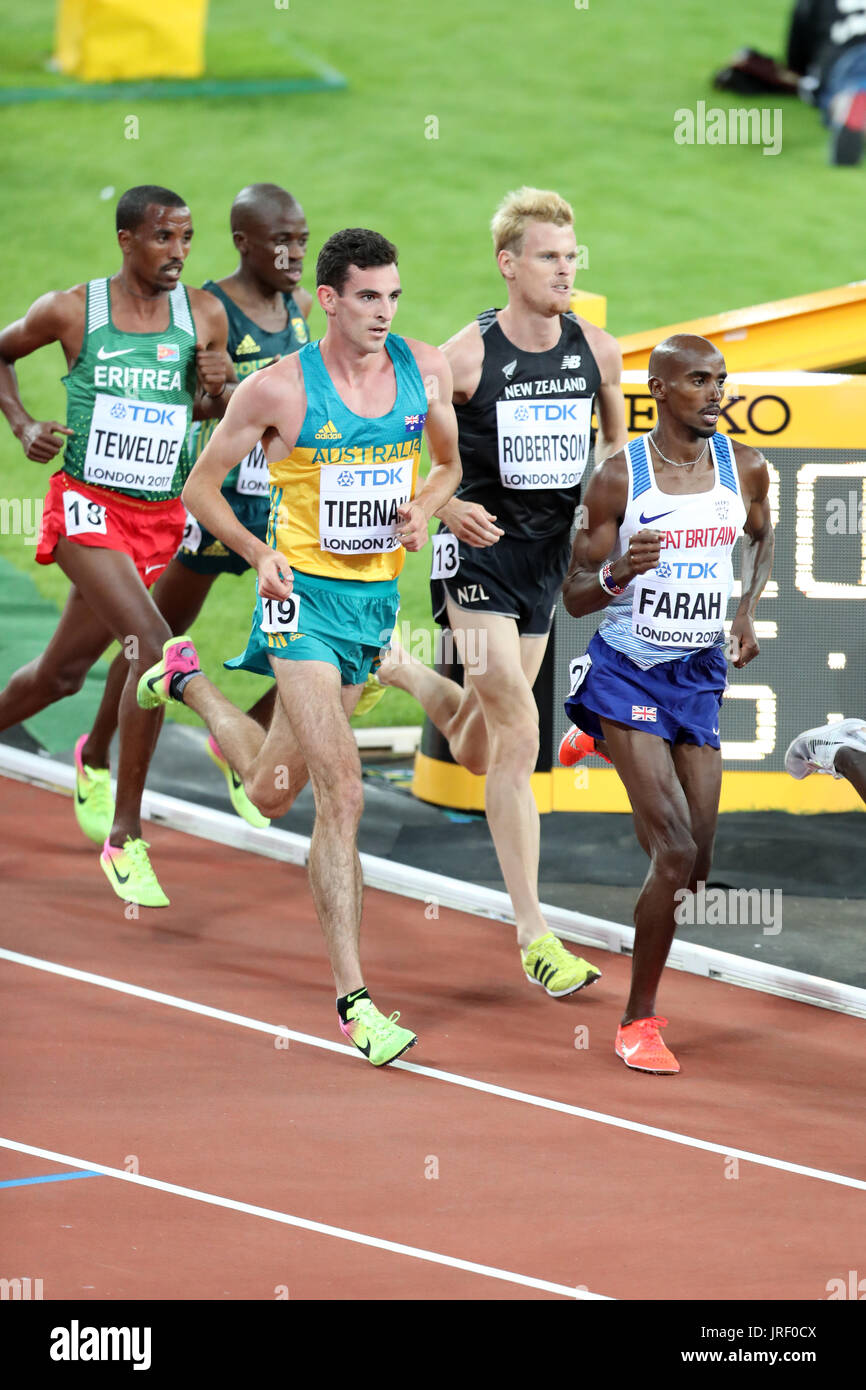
[615, 1016, 680, 1074]
[558, 726, 612, 767]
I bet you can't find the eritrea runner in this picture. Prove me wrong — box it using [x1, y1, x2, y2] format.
[73, 183, 313, 834]
[561, 334, 774, 1074]
[0, 185, 228, 907]
[136, 228, 463, 1065]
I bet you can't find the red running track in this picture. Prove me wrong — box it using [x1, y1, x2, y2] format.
[1, 777, 864, 1300]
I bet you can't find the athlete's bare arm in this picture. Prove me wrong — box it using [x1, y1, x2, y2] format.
[183, 356, 304, 599]
[562, 449, 661, 617]
[432, 322, 504, 547]
[729, 443, 773, 670]
[0, 286, 86, 461]
[398, 341, 464, 550]
[577, 319, 629, 466]
[188, 286, 229, 405]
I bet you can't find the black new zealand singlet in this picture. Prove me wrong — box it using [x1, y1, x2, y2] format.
[454, 309, 602, 541]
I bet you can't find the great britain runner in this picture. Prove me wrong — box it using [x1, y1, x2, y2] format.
[562, 333, 773, 1075]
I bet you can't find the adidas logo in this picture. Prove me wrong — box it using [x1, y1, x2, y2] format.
[201, 540, 229, 557]
[533, 959, 557, 988]
[315, 419, 342, 440]
[502, 359, 517, 379]
[235, 333, 261, 355]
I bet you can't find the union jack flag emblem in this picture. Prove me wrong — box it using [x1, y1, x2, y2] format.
[404, 413, 426, 432]
[632, 705, 657, 722]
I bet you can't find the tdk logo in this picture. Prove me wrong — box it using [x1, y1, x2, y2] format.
[346, 467, 404, 487]
[517, 402, 584, 422]
[124, 403, 178, 426]
[658, 561, 719, 579]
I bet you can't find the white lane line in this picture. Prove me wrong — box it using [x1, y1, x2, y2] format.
[2, 946, 865, 1194]
[0, 1137, 605, 1301]
[4, 741, 864, 1020]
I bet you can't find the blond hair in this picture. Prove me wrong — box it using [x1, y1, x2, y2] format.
[490, 187, 574, 257]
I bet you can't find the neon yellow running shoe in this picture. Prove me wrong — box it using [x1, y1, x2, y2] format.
[339, 996, 417, 1066]
[100, 837, 169, 908]
[521, 931, 601, 997]
[73, 734, 115, 844]
[137, 635, 201, 710]
[206, 734, 269, 829]
[352, 672, 387, 718]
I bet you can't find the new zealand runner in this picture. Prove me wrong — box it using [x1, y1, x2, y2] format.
[71, 183, 312, 837]
[0, 185, 227, 907]
[378, 187, 629, 996]
[561, 334, 774, 1074]
[136, 229, 462, 1066]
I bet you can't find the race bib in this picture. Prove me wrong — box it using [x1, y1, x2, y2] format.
[431, 532, 459, 580]
[83, 393, 188, 493]
[318, 462, 411, 555]
[495, 396, 591, 490]
[236, 443, 269, 496]
[631, 575, 727, 648]
[260, 594, 300, 634]
[63, 490, 107, 536]
[567, 654, 592, 698]
[180, 508, 202, 555]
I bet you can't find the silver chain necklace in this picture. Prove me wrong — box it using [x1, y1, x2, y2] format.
[649, 432, 709, 469]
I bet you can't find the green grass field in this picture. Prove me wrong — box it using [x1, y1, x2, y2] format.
[1, 0, 861, 734]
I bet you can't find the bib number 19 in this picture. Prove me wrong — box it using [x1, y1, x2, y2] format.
[260, 595, 300, 634]
[431, 532, 459, 580]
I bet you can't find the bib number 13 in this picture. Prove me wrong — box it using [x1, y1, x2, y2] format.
[431, 532, 459, 580]
[260, 595, 300, 634]
[63, 490, 107, 536]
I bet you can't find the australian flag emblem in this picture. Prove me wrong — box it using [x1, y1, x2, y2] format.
[404, 413, 426, 432]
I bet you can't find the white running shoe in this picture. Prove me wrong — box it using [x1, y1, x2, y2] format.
[784, 718, 866, 780]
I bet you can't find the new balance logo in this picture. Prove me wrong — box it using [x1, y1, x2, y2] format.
[561, 354, 582, 369]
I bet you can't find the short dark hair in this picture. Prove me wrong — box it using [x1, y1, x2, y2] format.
[316, 228, 398, 294]
[116, 185, 188, 233]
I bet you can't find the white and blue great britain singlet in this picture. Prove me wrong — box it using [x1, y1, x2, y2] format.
[598, 432, 748, 670]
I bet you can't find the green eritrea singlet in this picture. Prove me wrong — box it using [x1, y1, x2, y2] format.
[189, 281, 309, 495]
[61, 278, 198, 502]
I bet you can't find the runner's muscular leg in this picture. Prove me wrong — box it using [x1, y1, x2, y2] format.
[600, 721, 698, 1023]
[267, 660, 366, 995]
[444, 606, 548, 945]
[83, 558, 218, 767]
[671, 740, 723, 888]
[54, 539, 173, 845]
[445, 610, 549, 776]
[0, 582, 113, 731]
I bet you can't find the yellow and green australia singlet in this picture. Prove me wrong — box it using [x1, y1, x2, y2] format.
[268, 333, 428, 583]
[61, 278, 198, 502]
